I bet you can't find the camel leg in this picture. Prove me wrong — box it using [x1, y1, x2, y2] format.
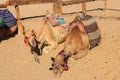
[46, 41, 58, 54]
[37, 31, 45, 49]
[37, 35, 46, 54]
[38, 33, 58, 54]
[38, 37, 45, 49]
[42, 40, 58, 54]
[6, 25, 17, 35]
[72, 49, 88, 60]
[45, 33, 58, 53]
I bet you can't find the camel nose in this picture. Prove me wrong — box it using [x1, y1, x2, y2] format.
[53, 71, 61, 77]
[24, 37, 29, 46]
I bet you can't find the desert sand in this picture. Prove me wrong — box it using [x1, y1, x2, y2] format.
[0, 0, 120, 80]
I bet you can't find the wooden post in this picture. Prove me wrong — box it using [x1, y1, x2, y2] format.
[15, 5, 24, 35]
[82, 2, 87, 15]
[15, 5, 20, 19]
[104, 0, 107, 11]
[53, 0, 62, 16]
[104, 0, 107, 17]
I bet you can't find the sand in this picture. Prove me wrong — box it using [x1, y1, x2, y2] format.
[0, 0, 120, 80]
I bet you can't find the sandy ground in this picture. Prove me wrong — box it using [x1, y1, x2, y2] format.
[0, 0, 120, 80]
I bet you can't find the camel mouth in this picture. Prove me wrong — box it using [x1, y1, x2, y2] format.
[31, 46, 41, 56]
[24, 37, 29, 46]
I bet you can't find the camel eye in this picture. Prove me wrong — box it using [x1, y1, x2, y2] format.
[52, 64, 54, 66]
[25, 37, 28, 39]
[61, 64, 64, 67]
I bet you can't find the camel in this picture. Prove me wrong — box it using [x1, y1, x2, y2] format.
[50, 15, 101, 77]
[24, 16, 68, 63]
[0, 23, 18, 39]
[37, 17, 68, 53]
[0, 3, 24, 41]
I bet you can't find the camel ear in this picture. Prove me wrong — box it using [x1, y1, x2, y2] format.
[31, 30, 35, 34]
[22, 26, 25, 36]
[31, 30, 36, 37]
[51, 57, 55, 61]
[23, 31, 25, 36]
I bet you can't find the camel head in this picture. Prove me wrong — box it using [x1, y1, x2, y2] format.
[23, 29, 41, 56]
[49, 50, 69, 77]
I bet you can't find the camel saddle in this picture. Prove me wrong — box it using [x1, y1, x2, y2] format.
[45, 14, 67, 27]
[81, 14, 101, 49]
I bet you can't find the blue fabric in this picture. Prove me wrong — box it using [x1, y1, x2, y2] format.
[0, 9, 17, 28]
[58, 50, 68, 59]
[56, 17, 66, 25]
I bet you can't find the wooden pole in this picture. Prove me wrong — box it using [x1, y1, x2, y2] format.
[82, 2, 87, 15]
[104, 0, 107, 17]
[15, 5, 24, 35]
[53, 0, 62, 16]
[104, 0, 107, 11]
[15, 5, 20, 19]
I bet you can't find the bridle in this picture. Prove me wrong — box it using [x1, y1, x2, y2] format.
[52, 50, 69, 71]
[24, 32, 41, 55]
[24, 29, 37, 46]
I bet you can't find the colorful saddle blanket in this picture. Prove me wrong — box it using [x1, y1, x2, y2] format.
[45, 14, 58, 27]
[0, 9, 17, 28]
[45, 14, 66, 27]
[81, 14, 101, 49]
[56, 16, 66, 25]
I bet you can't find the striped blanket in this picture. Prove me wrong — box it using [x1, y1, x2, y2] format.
[0, 9, 17, 28]
[81, 14, 101, 49]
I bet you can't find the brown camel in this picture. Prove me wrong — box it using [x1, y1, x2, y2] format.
[50, 15, 101, 77]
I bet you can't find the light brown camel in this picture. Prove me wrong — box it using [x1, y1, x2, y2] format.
[24, 17, 68, 63]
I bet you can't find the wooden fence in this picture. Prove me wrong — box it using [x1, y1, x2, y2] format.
[4, 0, 107, 17]
[0, 0, 107, 34]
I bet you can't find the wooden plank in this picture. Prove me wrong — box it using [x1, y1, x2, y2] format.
[6, 0, 42, 6]
[62, 0, 95, 6]
[5, 0, 96, 6]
